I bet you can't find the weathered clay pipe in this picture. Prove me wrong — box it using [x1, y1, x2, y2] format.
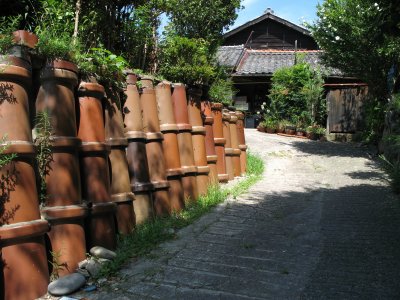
[222, 110, 235, 180]
[123, 72, 154, 224]
[236, 111, 247, 175]
[35, 59, 87, 277]
[171, 84, 199, 202]
[201, 101, 219, 184]
[139, 77, 170, 216]
[77, 81, 117, 250]
[155, 81, 185, 212]
[229, 109, 242, 177]
[186, 87, 210, 196]
[0, 41, 50, 300]
[104, 86, 135, 234]
[211, 103, 228, 183]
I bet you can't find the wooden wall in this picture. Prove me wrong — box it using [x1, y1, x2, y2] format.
[224, 18, 318, 50]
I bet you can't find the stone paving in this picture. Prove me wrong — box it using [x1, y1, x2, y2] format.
[78, 129, 400, 299]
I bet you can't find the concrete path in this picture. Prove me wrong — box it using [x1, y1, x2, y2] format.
[81, 129, 400, 299]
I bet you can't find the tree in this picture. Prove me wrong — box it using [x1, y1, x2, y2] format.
[308, 0, 400, 98]
[166, 0, 241, 50]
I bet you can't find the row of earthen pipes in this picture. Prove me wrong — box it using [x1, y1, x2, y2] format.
[0, 31, 247, 300]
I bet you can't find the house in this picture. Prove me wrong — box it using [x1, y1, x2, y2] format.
[217, 8, 367, 134]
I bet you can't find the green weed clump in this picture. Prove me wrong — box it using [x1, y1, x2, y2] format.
[379, 155, 400, 194]
[95, 152, 264, 278]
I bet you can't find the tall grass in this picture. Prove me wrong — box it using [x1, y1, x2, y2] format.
[96, 151, 264, 278]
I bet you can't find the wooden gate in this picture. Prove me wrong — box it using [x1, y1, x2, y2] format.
[326, 84, 368, 133]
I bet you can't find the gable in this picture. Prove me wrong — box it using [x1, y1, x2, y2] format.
[223, 15, 319, 50]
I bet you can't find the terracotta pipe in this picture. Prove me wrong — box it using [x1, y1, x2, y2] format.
[123, 73, 154, 224]
[186, 87, 210, 196]
[171, 84, 198, 202]
[155, 81, 185, 212]
[35, 59, 88, 278]
[236, 111, 247, 175]
[211, 103, 228, 183]
[77, 81, 117, 250]
[139, 77, 170, 216]
[0, 50, 49, 299]
[222, 110, 234, 180]
[201, 101, 218, 184]
[104, 86, 135, 234]
[229, 110, 241, 177]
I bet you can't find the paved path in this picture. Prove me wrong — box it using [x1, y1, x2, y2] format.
[82, 129, 400, 299]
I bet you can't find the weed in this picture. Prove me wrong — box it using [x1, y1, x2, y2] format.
[95, 152, 264, 279]
[49, 250, 68, 281]
[379, 155, 400, 194]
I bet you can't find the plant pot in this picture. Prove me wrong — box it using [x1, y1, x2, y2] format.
[171, 83, 199, 202]
[77, 81, 117, 250]
[139, 77, 171, 216]
[211, 103, 228, 183]
[0, 54, 49, 299]
[155, 81, 185, 213]
[257, 126, 265, 132]
[123, 72, 154, 224]
[187, 86, 210, 196]
[285, 127, 296, 135]
[266, 127, 276, 134]
[307, 132, 320, 140]
[296, 130, 305, 137]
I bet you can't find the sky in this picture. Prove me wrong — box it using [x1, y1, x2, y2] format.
[230, 0, 322, 30]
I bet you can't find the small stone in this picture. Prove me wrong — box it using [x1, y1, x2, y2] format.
[48, 273, 86, 296]
[90, 246, 117, 260]
[97, 278, 107, 285]
[75, 268, 90, 278]
[85, 258, 111, 277]
[78, 259, 89, 269]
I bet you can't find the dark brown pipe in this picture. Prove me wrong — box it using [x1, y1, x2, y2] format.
[201, 101, 218, 185]
[229, 111, 241, 177]
[139, 77, 170, 216]
[0, 49, 49, 299]
[187, 87, 210, 196]
[104, 87, 135, 235]
[236, 111, 247, 175]
[155, 81, 185, 212]
[211, 103, 228, 183]
[171, 84, 198, 202]
[123, 73, 154, 224]
[222, 110, 234, 181]
[77, 82, 117, 250]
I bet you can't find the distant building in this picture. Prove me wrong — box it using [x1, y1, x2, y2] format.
[217, 9, 366, 134]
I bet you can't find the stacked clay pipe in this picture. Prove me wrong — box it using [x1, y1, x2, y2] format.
[236, 111, 247, 175]
[139, 77, 170, 216]
[35, 59, 87, 277]
[229, 109, 242, 177]
[0, 32, 50, 299]
[77, 80, 117, 250]
[222, 109, 234, 180]
[201, 101, 218, 184]
[123, 72, 154, 224]
[211, 103, 228, 183]
[171, 84, 198, 202]
[186, 87, 210, 196]
[104, 86, 135, 234]
[155, 81, 185, 212]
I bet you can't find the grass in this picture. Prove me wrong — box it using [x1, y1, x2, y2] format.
[96, 151, 264, 278]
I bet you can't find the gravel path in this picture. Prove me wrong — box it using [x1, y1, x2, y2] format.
[77, 129, 400, 299]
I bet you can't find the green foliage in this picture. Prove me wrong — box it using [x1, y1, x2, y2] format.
[208, 77, 236, 105]
[166, 0, 242, 50]
[0, 137, 17, 168]
[267, 60, 326, 127]
[158, 32, 216, 85]
[261, 118, 278, 130]
[380, 154, 400, 194]
[95, 151, 264, 278]
[0, 16, 21, 53]
[49, 249, 67, 281]
[34, 111, 53, 204]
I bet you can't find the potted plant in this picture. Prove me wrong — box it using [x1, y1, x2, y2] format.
[257, 122, 266, 132]
[263, 118, 278, 134]
[306, 125, 326, 140]
[285, 121, 296, 135]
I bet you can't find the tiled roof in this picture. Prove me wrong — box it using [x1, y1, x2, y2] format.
[216, 47, 343, 77]
[216, 45, 244, 67]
